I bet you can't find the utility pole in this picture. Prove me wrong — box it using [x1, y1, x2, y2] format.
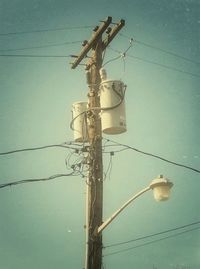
[71, 16, 125, 269]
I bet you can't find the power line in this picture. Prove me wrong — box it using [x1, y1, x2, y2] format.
[103, 226, 200, 257]
[107, 46, 200, 78]
[0, 25, 94, 36]
[103, 138, 200, 174]
[109, 46, 200, 78]
[0, 54, 71, 58]
[135, 39, 200, 65]
[102, 55, 122, 67]
[119, 33, 200, 65]
[0, 40, 82, 52]
[104, 220, 200, 248]
[3, 51, 199, 78]
[0, 142, 80, 156]
[127, 54, 200, 78]
[102, 40, 133, 68]
[1, 140, 199, 174]
[0, 172, 76, 189]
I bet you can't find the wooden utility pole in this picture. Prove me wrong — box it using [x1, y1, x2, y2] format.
[71, 16, 125, 269]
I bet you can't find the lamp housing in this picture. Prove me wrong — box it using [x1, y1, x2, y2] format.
[150, 175, 173, 202]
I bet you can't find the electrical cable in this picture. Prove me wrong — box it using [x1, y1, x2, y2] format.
[103, 39, 133, 68]
[1, 139, 199, 175]
[103, 226, 200, 257]
[0, 54, 71, 58]
[103, 147, 129, 154]
[103, 153, 113, 181]
[70, 85, 126, 132]
[0, 142, 81, 156]
[0, 172, 76, 189]
[104, 220, 200, 248]
[119, 33, 200, 65]
[102, 55, 122, 67]
[127, 54, 200, 78]
[103, 138, 200, 174]
[70, 111, 87, 132]
[2, 52, 199, 78]
[0, 25, 94, 36]
[0, 40, 82, 52]
[107, 46, 200, 78]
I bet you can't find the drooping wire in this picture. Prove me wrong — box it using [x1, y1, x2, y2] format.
[102, 38, 133, 68]
[104, 220, 200, 248]
[70, 86, 126, 132]
[0, 172, 76, 189]
[1, 139, 199, 175]
[71, 153, 87, 178]
[0, 142, 81, 156]
[65, 150, 77, 170]
[102, 55, 122, 67]
[103, 226, 200, 257]
[103, 138, 200, 174]
[103, 152, 113, 181]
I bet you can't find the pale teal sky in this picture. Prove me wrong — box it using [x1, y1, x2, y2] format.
[0, 0, 199, 269]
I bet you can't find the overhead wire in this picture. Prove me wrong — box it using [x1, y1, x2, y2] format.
[3, 46, 199, 78]
[103, 138, 200, 174]
[127, 54, 200, 78]
[0, 40, 82, 52]
[102, 55, 122, 67]
[0, 25, 94, 36]
[103, 147, 129, 154]
[104, 220, 200, 248]
[107, 46, 200, 78]
[119, 33, 200, 65]
[0, 172, 76, 189]
[0, 142, 81, 156]
[102, 38, 133, 68]
[1, 26, 197, 65]
[103, 226, 200, 257]
[0, 139, 199, 174]
[0, 54, 71, 58]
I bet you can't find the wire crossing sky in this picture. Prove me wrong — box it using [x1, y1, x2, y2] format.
[103, 226, 200, 257]
[104, 220, 200, 248]
[0, 25, 94, 36]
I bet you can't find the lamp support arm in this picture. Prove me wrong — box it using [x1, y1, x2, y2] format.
[97, 186, 151, 234]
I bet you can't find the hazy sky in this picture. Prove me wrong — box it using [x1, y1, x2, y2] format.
[0, 0, 199, 269]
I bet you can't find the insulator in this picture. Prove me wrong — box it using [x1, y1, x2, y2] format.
[106, 27, 112, 34]
[93, 26, 99, 32]
[82, 40, 88, 46]
[86, 71, 91, 85]
[99, 68, 107, 81]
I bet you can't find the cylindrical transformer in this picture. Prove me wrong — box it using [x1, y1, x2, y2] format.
[72, 101, 88, 142]
[100, 80, 127, 134]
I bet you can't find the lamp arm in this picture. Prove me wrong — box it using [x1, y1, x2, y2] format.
[97, 186, 151, 234]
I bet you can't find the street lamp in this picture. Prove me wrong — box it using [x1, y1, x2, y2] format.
[97, 175, 173, 234]
[150, 174, 173, 202]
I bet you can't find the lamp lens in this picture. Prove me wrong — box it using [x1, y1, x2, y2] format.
[153, 185, 171, 201]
